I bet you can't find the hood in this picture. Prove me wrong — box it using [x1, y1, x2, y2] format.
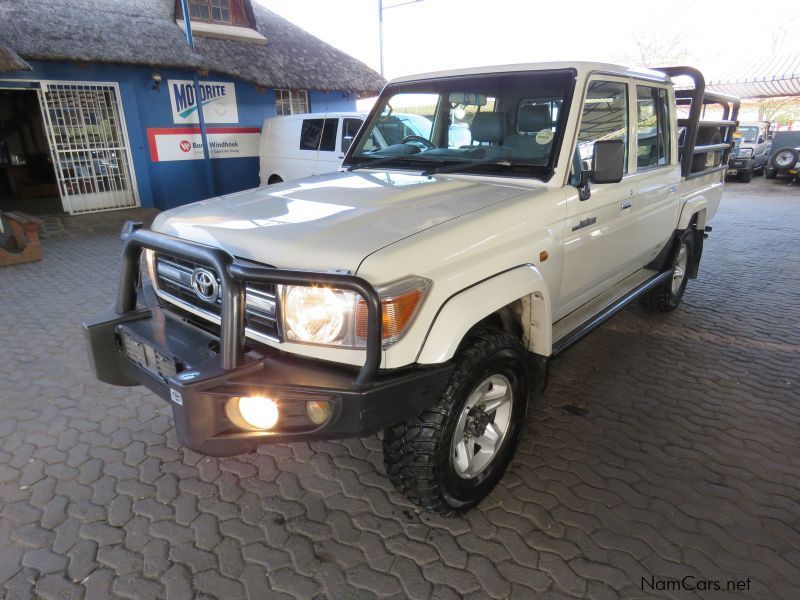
[151, 171, 532, 272]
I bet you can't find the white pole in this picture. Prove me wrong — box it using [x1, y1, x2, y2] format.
[379, 0, 384, 77]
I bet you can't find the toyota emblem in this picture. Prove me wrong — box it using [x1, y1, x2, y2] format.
[190, 268, 219, 303]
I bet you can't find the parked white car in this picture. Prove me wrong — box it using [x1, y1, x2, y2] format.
[259, 111, 471, 184]
[85, 62, 739, 516]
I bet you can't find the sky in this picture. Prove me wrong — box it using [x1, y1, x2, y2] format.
[255, 0, 800, 81]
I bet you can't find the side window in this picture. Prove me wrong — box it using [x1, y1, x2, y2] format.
[319, 118, 337, 152]
[299, 118, 337, 152]
[342, 118, 362, 140]
[636, 86, 670, 169]
[574, 80, 629, 181]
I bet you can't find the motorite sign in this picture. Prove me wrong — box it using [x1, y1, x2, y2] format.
[168, 80, 239, 124]
[147, 127, 260, 162]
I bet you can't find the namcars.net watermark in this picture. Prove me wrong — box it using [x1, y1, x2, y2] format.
[642, 576, 752, 593]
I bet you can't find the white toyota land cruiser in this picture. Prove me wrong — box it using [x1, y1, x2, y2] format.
[84, 62, 739, 516]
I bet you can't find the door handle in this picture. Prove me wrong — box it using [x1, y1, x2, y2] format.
[621, 200, 632, 210]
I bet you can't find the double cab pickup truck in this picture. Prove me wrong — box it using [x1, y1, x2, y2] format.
[84, 62, 739, 516]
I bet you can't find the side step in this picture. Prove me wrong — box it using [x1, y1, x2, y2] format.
[551, 268, 671, 355]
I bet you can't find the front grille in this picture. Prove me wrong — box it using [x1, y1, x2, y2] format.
[153, 253, 281, 342]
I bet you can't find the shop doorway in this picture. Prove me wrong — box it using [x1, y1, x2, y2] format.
[0, 89, 61, 214]
[37, 82, 139, 214]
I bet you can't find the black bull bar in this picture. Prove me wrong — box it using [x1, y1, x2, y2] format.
[112, 226, 383, 385]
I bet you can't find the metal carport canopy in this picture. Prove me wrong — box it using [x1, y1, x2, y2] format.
[705, 54, 800, 99]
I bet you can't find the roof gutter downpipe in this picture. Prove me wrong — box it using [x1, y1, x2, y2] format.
[180, 0, 216, 198]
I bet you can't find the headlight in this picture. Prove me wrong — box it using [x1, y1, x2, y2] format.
[737, 148, 753, 158]
[280, 275, 431, 349]
[283, 285, 357, 345]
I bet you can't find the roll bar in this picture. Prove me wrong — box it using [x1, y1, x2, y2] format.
[655, 66, 741, 178]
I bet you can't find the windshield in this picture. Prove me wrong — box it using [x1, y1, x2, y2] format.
[346, 70, 575, 178]
[736, 126, 760, 144]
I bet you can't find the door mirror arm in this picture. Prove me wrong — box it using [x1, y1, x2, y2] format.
[578, 171, 592, 200]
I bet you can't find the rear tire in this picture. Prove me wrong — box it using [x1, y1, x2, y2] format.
[640, 230, 694, 313]
[383, 330, 529, 517]
[267, 175, 283, 185]
[770, 147, 799, 171]
[765, 167, 777, 179]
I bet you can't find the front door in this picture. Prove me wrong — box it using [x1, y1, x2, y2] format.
[38, 82, 139, 214]
[559, 77, 638, 315]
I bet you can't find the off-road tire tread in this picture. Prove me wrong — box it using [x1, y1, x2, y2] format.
[382, 329, 522, 517]
[640, 231, 693, 313]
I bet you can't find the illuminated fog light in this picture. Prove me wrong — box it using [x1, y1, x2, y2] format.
[230, 395, 279, 430]
[305, 400, 332, 425]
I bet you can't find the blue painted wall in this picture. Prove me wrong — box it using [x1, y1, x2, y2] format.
[0, 60, 357, 210]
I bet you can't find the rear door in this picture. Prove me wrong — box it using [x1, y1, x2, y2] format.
[627, 83, 681, 266]
[340, 117, 364, 161]
[560, 77, 638, 312]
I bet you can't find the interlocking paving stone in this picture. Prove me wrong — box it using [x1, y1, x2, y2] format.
[1, 182, 799, 598]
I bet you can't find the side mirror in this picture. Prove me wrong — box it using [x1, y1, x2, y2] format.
[577, 140, 625, 200]
[758, 136, 765, 144]
[592, 140, 625, 184]
[342, 136, 354, 154]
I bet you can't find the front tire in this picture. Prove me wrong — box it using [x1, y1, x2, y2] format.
[640, 229, 694, 312]
[383, 330, 529, 517]
[738, 169, 753, 183]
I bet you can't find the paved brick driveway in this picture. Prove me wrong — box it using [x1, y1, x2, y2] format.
[1, 178, 798, 599]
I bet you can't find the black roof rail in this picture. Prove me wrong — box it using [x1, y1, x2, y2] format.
[653, 66, 741, 178]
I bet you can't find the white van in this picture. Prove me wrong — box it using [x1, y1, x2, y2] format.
[259, 112, 364, 185]
[258, 111, 455, 184]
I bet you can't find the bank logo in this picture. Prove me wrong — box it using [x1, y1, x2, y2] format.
[179, 140, 192, 153]
[168, 80, 239, 125]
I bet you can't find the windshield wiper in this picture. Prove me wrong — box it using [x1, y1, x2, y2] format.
[346, 154, 437, 172]
[420, 158, 513, 177]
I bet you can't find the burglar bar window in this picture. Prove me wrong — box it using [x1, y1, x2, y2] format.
[188, 0, 231, 23]
[275, 90, 309, 116]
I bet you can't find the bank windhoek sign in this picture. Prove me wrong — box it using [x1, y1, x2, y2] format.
[147, 127, 260, 162]
[168, 80, 239, 124]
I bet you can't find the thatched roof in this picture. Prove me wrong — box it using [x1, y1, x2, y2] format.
[0, 42, 31, 74]
[0, 0, 384, 95]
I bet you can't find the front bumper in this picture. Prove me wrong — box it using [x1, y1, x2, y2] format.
[82, 225, 453, 456]
[83, 302, 453, 456]
[728, 157, 753, 172]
